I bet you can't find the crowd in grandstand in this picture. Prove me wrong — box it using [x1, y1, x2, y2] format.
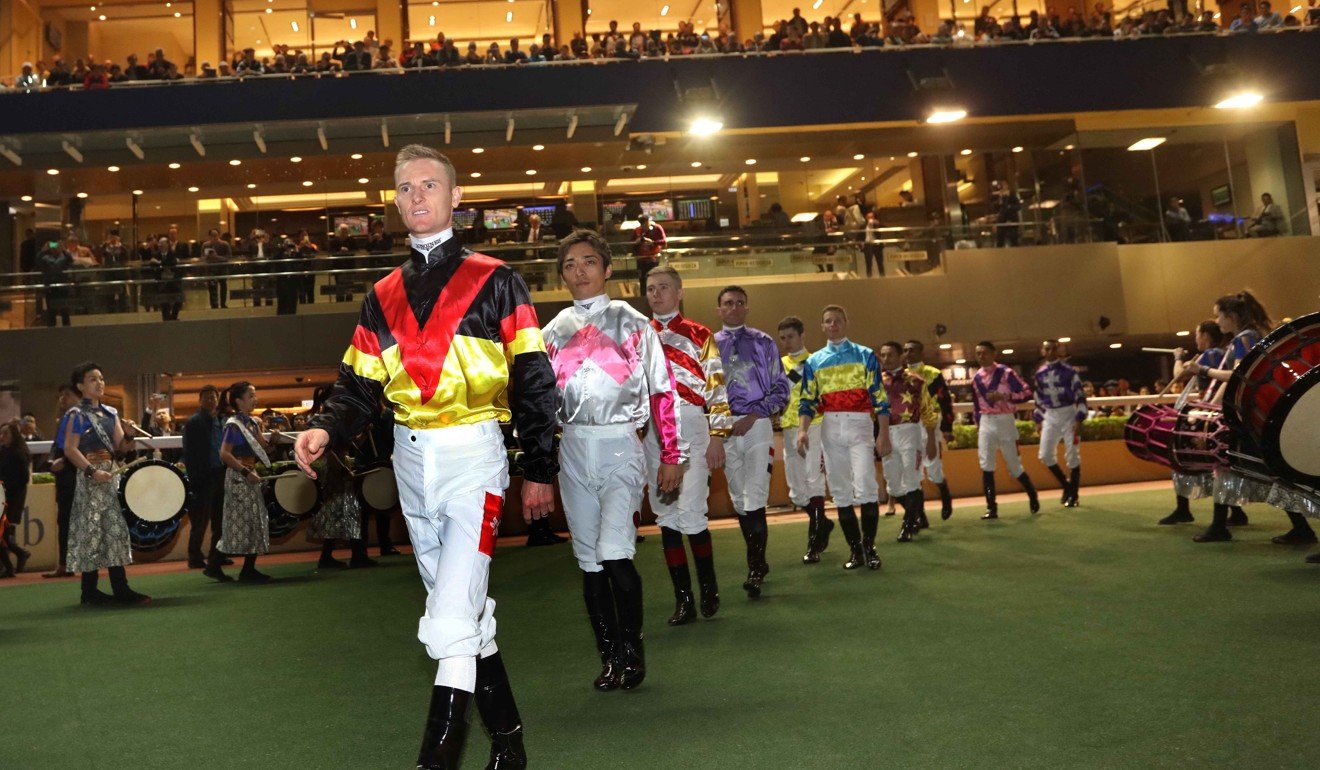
[6, 3, 1319, 91]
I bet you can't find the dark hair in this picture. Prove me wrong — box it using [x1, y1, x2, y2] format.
[556, 229, 612, 271]
[777, 316, 805, 335]
[1215, 290, 1272, 335]
[1197, 319, 1227, 347]
[645, 265, 682, 289]
[879, 340, 904, 355]
[0, 420, 31, 466]
[22, 411, 36, 420]
[822, 304, 847, 320]
[976, 340, 997, 351]
[70, 361, 102, 393]
[221, 381, 255, 416]
[199, 384, 219, 397]
[57, 383, 77, 396]
[310, 384, 334, 416]
[905, 339, 925, 352]
[717, 285, 748, 305]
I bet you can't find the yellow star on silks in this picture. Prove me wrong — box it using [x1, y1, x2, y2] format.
[901, 392, 914, 404]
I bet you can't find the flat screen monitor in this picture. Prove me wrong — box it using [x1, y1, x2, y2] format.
[640, 199, 674, 221]
[675, 198, 715, 220]
[521, 205, 556, 224]
[602, 201, 627, 222]
[483, 208, 518, 229]
[331, 215, 369, 235]
[452, 208, 480, 229]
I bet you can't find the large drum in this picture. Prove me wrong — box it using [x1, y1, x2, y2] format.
[1124, 404, 1179, 467]
[264, 470, 321, 538]
[1223, 311, 1320, 485]
[118, 459, 189, 552]
[1168, 403, 1228, 474]
[354, 464, 399, 516]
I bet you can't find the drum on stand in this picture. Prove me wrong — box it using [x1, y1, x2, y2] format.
[354, 464, 398, 516]
[1168, 403, 1228, 474]
[1124, 403, 1179, 467]
[264, 471, 321, 538]
[118, 459, 189, 552]
[1223, 311, 1320, 486]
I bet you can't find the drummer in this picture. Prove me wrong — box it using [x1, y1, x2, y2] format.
[214, 381, 277, 583]
[1160, 320, 1227, 526]
[62, 362, 151, 605]
[307, 385, 377, 570]
[1183, 291, 1316, 546]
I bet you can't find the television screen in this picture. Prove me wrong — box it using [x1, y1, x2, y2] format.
[331, 215, 369, 236]
[483, 208, 518, 229]
[452, 208, 479, 229]
[601, 201, 627, 222]
[675, 198, 715, 220]
[640, 199, 674, 221]
[1210, 185, 1232, 207]
[521, 205, 556, 224]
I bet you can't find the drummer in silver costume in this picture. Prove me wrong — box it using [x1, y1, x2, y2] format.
[307, 385, 376, 570]
[1161, 320, 1227, 526]
[62, 362, 150, 606]
[215, 380, 276, 582]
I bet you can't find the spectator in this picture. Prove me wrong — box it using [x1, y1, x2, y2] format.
[570, 32, 589, 57]
[38, 239, 73, 326]
[147, 236, 183, 320]
[1164, 197, 1191, 241]
[149, 48, 174, 79]
[1032, 16, 1062, 38]
[373, 44, 399, 69]
[992, 181, 1023, 246]
[199, 61, 217, 78]
[366, 220, 393, 253]
[803, 21, 828, 48]
[485, 42, 504, 64]
[1230, 3, 1257, 31]
[632, 213, 666, 288]
[826, 17, 853, 46]
[788, 8, 809, 37]
[338, 40, 372, 70]
[540, 33, 558, 60]
[0, 419, 33, 578]
[315, 52, 341, 73]
[767, 202, 791, 228]
[236, 48, 264, 75]
[82, 61, 110, 89]
[465, 42, 483, 64]
[20, 413, 43, 442]
[862, 210, 884, 277]
[15, 62, 41, 91]
[46, 57, 72, 88]
[505, 38, 528, 64]
[217, 60, 233, 77]
[1256, 1, 1285, 28]
[1245, 192, 1284, 237]
[201, 227, 232, 309]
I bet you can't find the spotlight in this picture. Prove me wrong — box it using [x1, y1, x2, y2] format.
[168, 162, 181, 169]
[1127, 138, 1166, 152]
[1214, 91, 1263, 110]
[107, 165, 120, 172]
[926, 109, 967, 124]
[688, 117, 723, 136]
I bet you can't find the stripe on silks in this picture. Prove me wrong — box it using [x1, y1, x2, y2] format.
[479, 491, 503, 557]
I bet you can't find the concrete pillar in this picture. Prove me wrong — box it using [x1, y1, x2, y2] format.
[0, 0, 42, 77]
[730, 0, 764, 42]
[554, 0, 585, 47]
[194, 0, 223, 71]
[375, 0, 404, 53]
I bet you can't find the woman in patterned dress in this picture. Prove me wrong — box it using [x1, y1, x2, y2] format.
[215, 381, 275, 583]
[62, 362, 150, 605]
[306, 385, 376, 570]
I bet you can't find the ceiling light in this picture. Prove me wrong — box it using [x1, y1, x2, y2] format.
[1109, 343, 1123, 349]
[247, 183, 257, 189]
[90, 5, 96, 9]
[812, 0, 824, 8]
[688, 117, 723, 136]
[187, 186, 199, 193]
[20, 195, 32, 202]
[525, 169, 536, 175]
[302, 181, 313, 187]
[291, 21, 299, 32]
[960, 149, 972, 156]
[357, 177, 369, 184]
[506, 10, 513, 21]
[471, 172, 482, 178]
[229, 159, 241, 166]
[173, 12, 181, 17]
[350, 153, 363, 160]
[1058, 336, 1072, 343]
[472, 147, 484, 154]
[939, 343, 953, 350]
[1175, 330, 1191, 337]
[907, 151, 918, 158]
[532, 144, 545, 151]
[691, 161, 703, 168]
[852, 153, 865, 160]
[46, 168, 59, 175]
[1064, 144, 1075, 150]
[265, 7, 272, 13]
[745, 159, 757, 165]
[636, 164, 647, 170]
[168, 162, 181, 169]
[132, 189, 143, 195]
[1127, 137, 1166, 152]
[580, 166, 592, 173]
[926, 109, 967, 124]
[429, 15, 436, 26]
[661, 4, 671, 15]
[290, 156, 302, 162]
[107, 165, 120, 172]
[76, 192, 89, 199]
[350, 17, 357, 28]
[1001, 348, 1015, 355]
[800, 156, 811, 162]
[98, 14, 106, 20]
[1012, 146, 1024, 153]
[1215, 91, 1263, 110]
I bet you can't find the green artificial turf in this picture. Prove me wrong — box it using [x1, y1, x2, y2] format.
[6, 489, 1320, 769]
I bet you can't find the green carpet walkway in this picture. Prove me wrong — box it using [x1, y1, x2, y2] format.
[5, 488, 1319, 769]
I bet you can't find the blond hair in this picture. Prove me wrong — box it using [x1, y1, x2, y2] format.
[394, 144, 457, 187]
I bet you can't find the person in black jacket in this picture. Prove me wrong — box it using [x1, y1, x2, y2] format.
[0, 420, 34, 578]
[38, 240, 73, 327]
[147, 236, 182, 320]
[184, 386, 228, 575]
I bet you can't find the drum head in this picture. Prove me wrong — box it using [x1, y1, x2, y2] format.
[121, 462, 188, 522]
[358, 467, 398, 513]
[274, 473, 320, 517]
[1264, 367, 1320, 484]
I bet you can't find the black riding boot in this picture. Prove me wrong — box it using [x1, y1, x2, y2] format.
[1272, 512, 1319, 545]
[417, 686, 472, 769]
[688, 529, 719, 618]
[525, 516, 567, 546]
[1193, 504, 1233, 542]
[602, 559, 645, 690]
[737, 513, 760, 596]
[936, 481, 954, 520]
[80, 570, 112, 605]
[1068, 466, 1081, 507]
[1160, 495, 1195, 525]
[913, 489, 929, 529]
[981, 472, 999, 519]
[582, 571, 621, 691]
[661, 527, 696, 626]
[1017, 472, 1040, 513]
[897, 492, 919, 543]
[475, 652, 528, 770]
[1045, 464, 1070, 505]
[859, 502, 882, 569]
[837, 506, 864, 569]
[108, 566, 150, 605]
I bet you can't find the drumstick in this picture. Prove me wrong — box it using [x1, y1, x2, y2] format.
[125, 421, 162, 450]
[1141, 347, 1180, 354]
[1155, 377, 1182, 397]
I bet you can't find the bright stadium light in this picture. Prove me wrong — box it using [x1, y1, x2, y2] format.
[1127, 137, 1166, 152]
[689, 117, 723, 136]
[1215, 91, 1264, 110]
[926, 109, 967, 124]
